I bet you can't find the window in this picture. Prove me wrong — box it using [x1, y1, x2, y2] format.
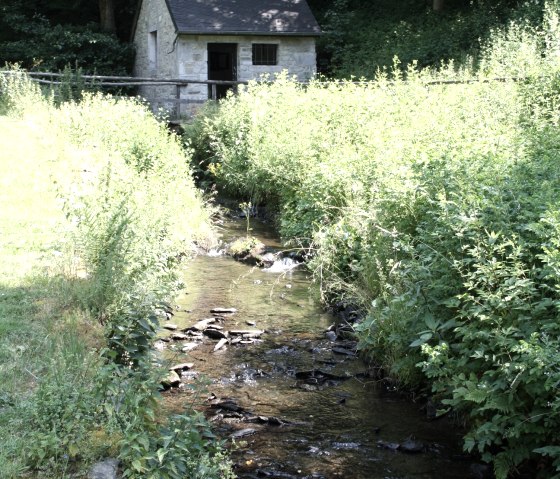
[252, 44, 278, 65]
[148, 31, 157, 70]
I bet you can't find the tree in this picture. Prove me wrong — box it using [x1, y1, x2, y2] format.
[99, 0, 117, 33]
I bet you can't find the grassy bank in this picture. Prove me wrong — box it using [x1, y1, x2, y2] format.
[191, 3, 560, 477]
[0, 71, 232, 478]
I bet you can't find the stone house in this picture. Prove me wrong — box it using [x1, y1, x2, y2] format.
[132, 0, 321, 115]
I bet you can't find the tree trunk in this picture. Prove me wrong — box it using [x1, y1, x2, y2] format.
[433, 0, 445, 11]
[99, 0, 116, 33]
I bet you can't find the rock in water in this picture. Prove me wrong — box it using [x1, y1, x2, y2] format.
[170, 332, 188, 340]
[400, 438, 424, 453]
[325, 331, 337, 341]
[189, 317, 217, 331]
[214, 338, 228, 352]
[205, 328, 228, 339]
[332, 346, 356, 356]
[210, 307, 237, 314]
[88, 458, 119, 479]
[169, 362, 194, 372]
[229, 329, 264, 338]
[181, 342, 199, 352]
[161, 370, 181, 388]
[230, 428, 256, 439]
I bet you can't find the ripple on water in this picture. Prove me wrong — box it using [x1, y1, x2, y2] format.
[161, 219, 476, 479]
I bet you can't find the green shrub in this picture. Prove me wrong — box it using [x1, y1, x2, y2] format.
[0, 14, 134, 75]
[0, 70, 229, 478]
[198, 3, 560, 475]
[316, 0, 550, 77]
[0, 66, 47, 115]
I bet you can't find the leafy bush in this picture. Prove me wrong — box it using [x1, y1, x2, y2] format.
[0, 66, 46, 115]
[198, 3, 560, 475]
[315, 0, 549, 77]
[0, 6, 134, 75]
[0, 71, 230, 478]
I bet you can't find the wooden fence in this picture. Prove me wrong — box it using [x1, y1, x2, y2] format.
[1, 70, 524, 120]
[1, 70, 250, 118]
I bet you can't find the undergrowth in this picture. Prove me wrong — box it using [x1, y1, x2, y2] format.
[0, 69, 232, 478]
[193, 2, 560, 477]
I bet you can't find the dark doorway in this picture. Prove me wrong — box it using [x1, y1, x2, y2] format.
[207, 43, 237, 100]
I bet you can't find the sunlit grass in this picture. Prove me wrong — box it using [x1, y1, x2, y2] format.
[0, 70, 220, 477]
[0, 116, 68, 279]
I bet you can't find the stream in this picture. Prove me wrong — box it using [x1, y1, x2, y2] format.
[158, 218, 482, 479]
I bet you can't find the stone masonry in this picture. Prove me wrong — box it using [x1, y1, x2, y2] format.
[133, 0, 317, 117]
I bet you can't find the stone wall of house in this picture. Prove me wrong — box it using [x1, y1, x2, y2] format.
[176, 35, 317, 116]
[133, 0, 178, 113]
[134, 1, 317, 117]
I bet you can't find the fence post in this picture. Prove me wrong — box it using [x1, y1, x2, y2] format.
[211, 83, 217, 101]
[175, 84, 181, 119]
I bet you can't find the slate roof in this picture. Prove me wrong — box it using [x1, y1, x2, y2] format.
[164, 0, 321, 36]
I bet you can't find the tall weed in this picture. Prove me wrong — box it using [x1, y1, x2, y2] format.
[200, 3, 560, 475]
[0, 70, 229, 478]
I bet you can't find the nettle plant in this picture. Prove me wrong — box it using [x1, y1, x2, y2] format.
[52, 93, 229, 477]
[199, 5, 560, 474]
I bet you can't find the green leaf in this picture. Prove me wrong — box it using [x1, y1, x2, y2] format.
[132, 460, 144, 472]
[410, 332, 432, 347]
[157, 448, 167, 463]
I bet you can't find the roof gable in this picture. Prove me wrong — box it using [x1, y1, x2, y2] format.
[165, 0, 321, 36]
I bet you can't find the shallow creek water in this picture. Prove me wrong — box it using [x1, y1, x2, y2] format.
[159, 219, 478, 479]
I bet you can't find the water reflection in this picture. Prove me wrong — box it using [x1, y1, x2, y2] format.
[161, 219, 475, 479]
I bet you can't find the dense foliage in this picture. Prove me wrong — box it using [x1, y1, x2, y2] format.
[0, 1, 134, 74]
[312, 0, 549, 77]
[0, 71, 232, 478]
[1, 0, 549, 77]
[192, 2, 560, 476]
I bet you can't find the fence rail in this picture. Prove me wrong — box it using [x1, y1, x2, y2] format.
[1, 69, 526, 119]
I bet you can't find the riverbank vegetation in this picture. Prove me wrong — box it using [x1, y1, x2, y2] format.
[190, 2, 560, 476]
[0, 70, 233, 478]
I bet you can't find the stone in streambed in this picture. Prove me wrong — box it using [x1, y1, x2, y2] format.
[400, 437, 425, 453]
[161, 370, 181, 388]
[210, 307, 237, 314]
[259, 252, 276, 267]
[333, 442, 361, 450]
[188, 317, 217, 331]
[229, 329, 264, 338]
[332, 346, 356, 356]
[229, 428, 257, 439]
[163, 323, 178, 331]
[214, 338, 229, 352]
[204, 328, 228, 339]
[245, 415, 287, 426]
[325, 331, 337, 342]
[210, 399, 245, 412]
[169, 362, 194, 372]
[181, 342, 199, 352]
[377, 440, 400, 451]
[227, 236, 267, 265]
[170, 332, 188, 340]
[88, 458, 119, 479]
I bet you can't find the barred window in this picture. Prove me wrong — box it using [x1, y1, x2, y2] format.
[252, 44, 278, 65]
